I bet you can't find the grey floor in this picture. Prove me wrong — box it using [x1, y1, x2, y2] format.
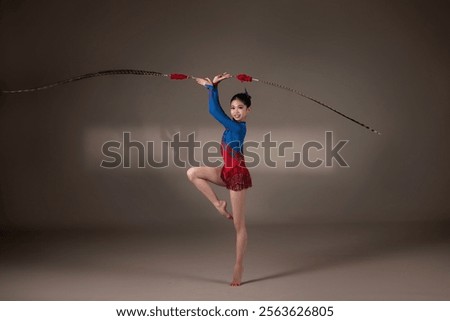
[1, 221, 449, 300]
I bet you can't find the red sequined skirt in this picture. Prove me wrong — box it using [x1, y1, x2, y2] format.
[220, 142, 252, 191]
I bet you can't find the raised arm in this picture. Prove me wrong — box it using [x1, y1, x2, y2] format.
[206, 84, 241, 130]
[193, 72, 241, 131]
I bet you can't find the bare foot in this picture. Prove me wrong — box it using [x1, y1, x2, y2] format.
[215, 200, 233, 220]
[230, 264, 244, 286]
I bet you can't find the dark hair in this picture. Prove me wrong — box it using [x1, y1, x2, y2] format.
[230, 88, 252, 108]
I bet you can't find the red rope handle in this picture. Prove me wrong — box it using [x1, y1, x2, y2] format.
[169, 73, 189, 80]
[235, 74, 253, 82]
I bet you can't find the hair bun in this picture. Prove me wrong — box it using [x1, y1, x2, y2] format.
[244, 88, 252, 99]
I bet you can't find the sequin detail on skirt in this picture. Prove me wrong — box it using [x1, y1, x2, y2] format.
[220, 141, 252, 191]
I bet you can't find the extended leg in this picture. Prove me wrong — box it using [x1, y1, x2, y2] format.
[229, 189, 247, 286]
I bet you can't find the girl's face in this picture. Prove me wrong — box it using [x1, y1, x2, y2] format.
[230, 98, 251, 122]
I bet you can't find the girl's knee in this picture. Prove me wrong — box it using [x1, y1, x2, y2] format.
[235, 227, 247, 240]
[233, 221, 246, 233]
[186, 167, 198, 181]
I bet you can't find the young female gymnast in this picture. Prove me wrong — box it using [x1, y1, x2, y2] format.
[187, 72, 252, 286]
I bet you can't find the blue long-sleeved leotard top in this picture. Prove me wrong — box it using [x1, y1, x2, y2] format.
[205, 84, 247, 155]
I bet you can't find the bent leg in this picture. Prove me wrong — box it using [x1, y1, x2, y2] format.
[186, 166, 232, 219]
[229, 189, 248, 286]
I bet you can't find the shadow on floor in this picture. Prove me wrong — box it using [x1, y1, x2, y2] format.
[243, 221, 450, 285]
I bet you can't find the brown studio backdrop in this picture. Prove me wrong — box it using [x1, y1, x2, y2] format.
[0, 0, 449, 231]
